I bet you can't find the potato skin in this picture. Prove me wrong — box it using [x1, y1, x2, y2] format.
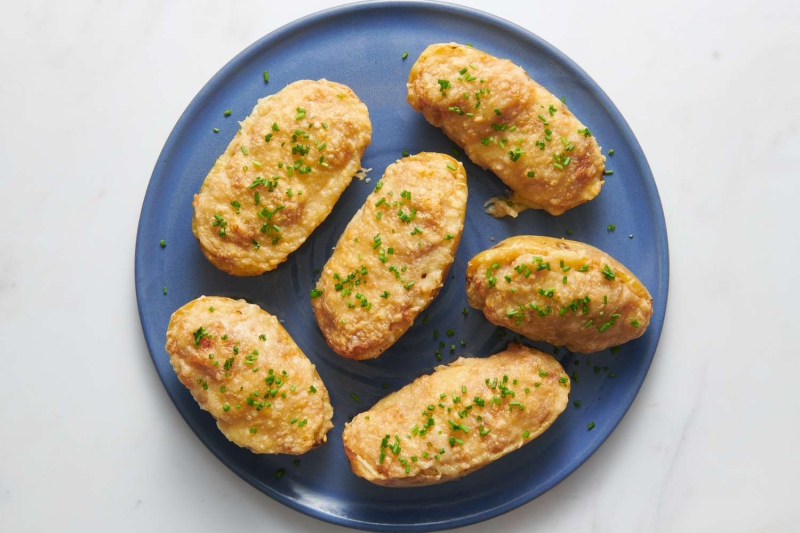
[466, 236, 653, 353]
[342, 344, 570, 487]
[407, 43, 604, 216]
[193, 79, 372, 276]
[311, 153, 468, 360]
[165, 296, 333, 454]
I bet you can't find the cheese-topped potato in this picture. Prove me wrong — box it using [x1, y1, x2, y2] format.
[407, 43, 604, 216]
[342, 344, 570, 486]
[193, 79, 372, 275]
[165, 296, 334, 454]
[311, 153, 467, 360]
[466, 236, 652, 353]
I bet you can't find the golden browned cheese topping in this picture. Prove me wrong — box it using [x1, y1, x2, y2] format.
[193, 80, 372, 276]
[311, 152, 468, 360]
[408, 43, 605, 216]
[466, 236, 653, 353]
[342, 344, 570, 486]
[165, 296, 333, 454]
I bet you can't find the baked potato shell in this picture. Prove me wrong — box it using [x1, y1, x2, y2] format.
[165, 296, 334, 454]
[193, 79, 372, 275]
[408, 43, 604, 216]
[311, 152, 467, 360]
[342, 344, 570, 486]
[466, 236, 653, 353]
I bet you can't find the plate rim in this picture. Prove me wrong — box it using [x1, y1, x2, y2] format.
[135, 1, 670, 530]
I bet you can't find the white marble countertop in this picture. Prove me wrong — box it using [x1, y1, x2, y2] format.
[2, 0, 798, 531]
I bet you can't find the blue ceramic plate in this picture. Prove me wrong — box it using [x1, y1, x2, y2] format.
[135, 2, 668, 531]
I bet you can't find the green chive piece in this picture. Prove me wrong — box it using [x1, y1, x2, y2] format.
[588, 422, 596, 431]
[263, 70, 269, 83]
[402, 51, 409, 59]
[223, 110, 232, 117]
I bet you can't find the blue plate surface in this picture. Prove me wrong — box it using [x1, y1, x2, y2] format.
[135, 2, 668, 531]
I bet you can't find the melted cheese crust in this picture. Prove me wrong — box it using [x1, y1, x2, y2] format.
[311, 153, 467, 360]
[166, 296, 333, 454]
[193, 79, 372, 275]
[408, 43, 604, 216]
[343, 344, 570, 486]
[466, 236, 653, 353]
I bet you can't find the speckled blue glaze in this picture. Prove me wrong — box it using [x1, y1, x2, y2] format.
[135, 2, 668, 530]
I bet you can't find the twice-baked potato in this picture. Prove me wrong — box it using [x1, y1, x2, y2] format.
[193, 79, 372, 275]
[165, 296, 334, 454]
[342, 343, 570, 486]
[311, 152, 468, 360]
[408, 43, 604, 216]
[466, 236, 652, 353]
